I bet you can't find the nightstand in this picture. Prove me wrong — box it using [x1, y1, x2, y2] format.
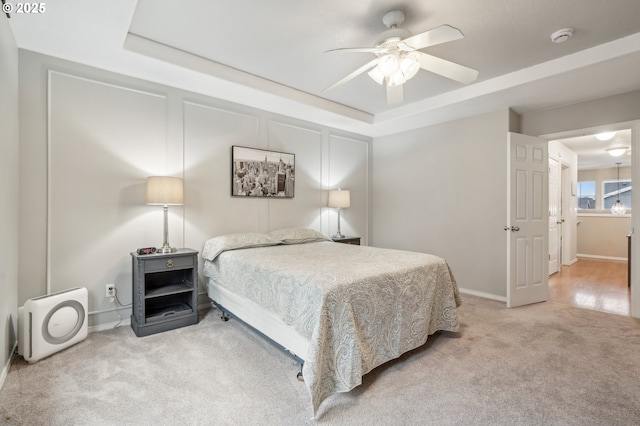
[130, 248, 199, 337]
[332, 236, 361, 245]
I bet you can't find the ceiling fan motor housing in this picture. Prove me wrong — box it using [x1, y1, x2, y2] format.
[376, 28, 411, 47]
[377, 10, 411, 45]
[382, 10, 405, 28]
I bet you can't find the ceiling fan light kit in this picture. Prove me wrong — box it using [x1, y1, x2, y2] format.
[367, 66, 385, 84]
[323, 10, 479, 107]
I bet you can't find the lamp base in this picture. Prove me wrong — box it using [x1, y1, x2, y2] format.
[158, 244, 177, 254]
[332, 232, 345, 239]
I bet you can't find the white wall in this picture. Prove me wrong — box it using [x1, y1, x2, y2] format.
[522, 90, 640, 136]
[575, 167, 631, 259]
[0, 17, 19, 385]
[372, 109, 513, 299]
[18, 50, 371, 329]
[577, 215, 630, 259]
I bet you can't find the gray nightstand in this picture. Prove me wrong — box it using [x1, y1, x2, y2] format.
[130, 248, 199, 337]
[332, 236, 361, 245]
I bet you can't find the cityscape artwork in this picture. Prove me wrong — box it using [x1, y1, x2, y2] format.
[231, 146, 295, 198]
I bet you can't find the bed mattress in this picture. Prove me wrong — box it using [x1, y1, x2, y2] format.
[202, 237, 461, 414]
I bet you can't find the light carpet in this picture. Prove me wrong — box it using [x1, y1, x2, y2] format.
[1, 294, 639, 425]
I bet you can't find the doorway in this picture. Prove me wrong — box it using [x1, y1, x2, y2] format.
[546, 127, 632, 316]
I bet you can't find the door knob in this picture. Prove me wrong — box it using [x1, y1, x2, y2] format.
[511, 226, 520, 232]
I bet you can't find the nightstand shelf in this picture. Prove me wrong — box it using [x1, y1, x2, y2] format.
[131, 248, 199, 337]
[145, 282, 193, 298]
[332, 236, 361, 245]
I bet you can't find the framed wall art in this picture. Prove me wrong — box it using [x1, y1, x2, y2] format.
[231, 145, 295, 198]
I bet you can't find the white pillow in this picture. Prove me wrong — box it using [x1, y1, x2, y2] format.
[269, 228, 332, 245]
[202, 232, 281, 261]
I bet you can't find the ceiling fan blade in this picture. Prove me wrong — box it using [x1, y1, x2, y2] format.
[416, 52, 479, 84]
[326, 47, 388, 54]
[398, 24, 464, 51]
[323, 58, 380, 93]
[386, 84, 403, 107]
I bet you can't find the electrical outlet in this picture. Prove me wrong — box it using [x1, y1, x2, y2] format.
[105, 284, 116, 298]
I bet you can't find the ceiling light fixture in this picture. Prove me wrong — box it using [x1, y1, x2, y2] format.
[324, 10, 478, 107]
[595, 131, 616, 141]
[606, 147, 628, 157]
[550, 28, 574, 43]
[367, 50, 420, 87]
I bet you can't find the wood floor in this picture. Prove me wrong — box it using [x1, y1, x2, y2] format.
[548, 257, 630, 316]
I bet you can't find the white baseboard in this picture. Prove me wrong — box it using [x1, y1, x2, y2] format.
[576, 254, 628, 262]
[88, 317, 131, 334]
[458, 287, 506, 303]
[0, 342, 17, 391]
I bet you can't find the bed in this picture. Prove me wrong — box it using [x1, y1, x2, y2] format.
[201, 228, 461, 415]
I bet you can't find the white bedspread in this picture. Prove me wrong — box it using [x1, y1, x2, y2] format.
[202, 240, 461, 414]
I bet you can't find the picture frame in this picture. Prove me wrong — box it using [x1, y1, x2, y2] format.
[231, 145, 295, 198]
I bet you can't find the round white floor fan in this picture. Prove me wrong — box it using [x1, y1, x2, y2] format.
[18, 287, 88, 363]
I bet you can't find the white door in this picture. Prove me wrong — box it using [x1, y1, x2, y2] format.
[549, 157, 560, 275]
[507, 132, 549, 308]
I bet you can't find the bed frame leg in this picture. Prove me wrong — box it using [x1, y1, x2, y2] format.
[296, 363, 304, 382]
[213, 302, 230, 321]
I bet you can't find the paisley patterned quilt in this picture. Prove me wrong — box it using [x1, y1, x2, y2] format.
[202, 230, 461, 414]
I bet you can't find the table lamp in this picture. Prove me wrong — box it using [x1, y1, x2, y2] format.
[328, 188, 350, 238]
[146, 176, 184, 253]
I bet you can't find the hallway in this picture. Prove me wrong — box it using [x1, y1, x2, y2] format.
[548, 257, 630, 316]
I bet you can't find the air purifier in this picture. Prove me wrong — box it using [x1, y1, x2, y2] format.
[18, 287, 88, 363]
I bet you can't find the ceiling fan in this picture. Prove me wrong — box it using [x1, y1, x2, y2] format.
[323, 10, 479, 107]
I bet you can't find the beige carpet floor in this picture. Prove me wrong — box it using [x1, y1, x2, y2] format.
[1, 294, 639, 425]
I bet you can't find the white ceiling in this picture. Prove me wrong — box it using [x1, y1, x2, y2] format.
[7, 0, 640, 139]
[553, 129, 632, 170]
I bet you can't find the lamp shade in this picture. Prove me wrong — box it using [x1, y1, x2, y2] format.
[328, 189, 350, 209]
[146, 176, 184, 205]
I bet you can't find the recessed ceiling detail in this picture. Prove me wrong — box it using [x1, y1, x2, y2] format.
[7, 1, 640, 136]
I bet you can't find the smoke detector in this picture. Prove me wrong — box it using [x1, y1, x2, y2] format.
[551, 28, 574, 43]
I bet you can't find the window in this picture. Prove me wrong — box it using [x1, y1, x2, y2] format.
[577, 181, 596, 209]
[603, 179, 632, 210]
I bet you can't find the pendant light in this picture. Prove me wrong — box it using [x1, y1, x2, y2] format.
[610, 162, 627, 215]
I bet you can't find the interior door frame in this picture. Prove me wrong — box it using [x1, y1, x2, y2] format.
[548, 155, 561, 275]
[541, 120, 639, 319]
